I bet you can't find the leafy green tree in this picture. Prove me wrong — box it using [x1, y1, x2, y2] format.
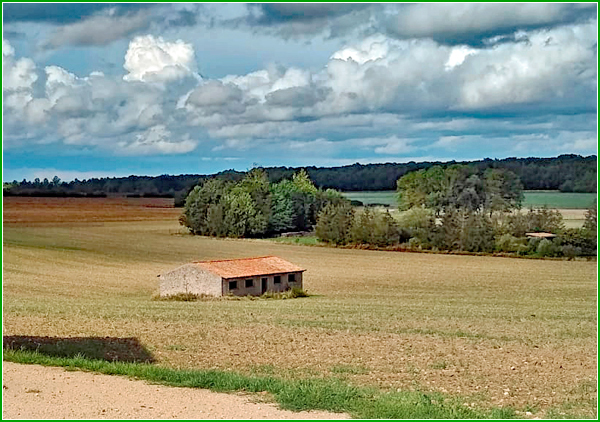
[397, 206, 437, 247]
[396, 170, 430, 211]
[182, 168, 346, 238]
[582, 203, 597, 239]
[206, 203, 227, 237]
[181, 179, 232, 235]
[371, 210, 404, 246]
[222, 187, 265, 237]
[397, 165, 523, 216]
[268, 169, 328, 233]
[315, 202, 354, 245]
[483, 168, 524, 216]
[460, 212, 496, 252]
[237, 168, 271, 234]
[350, 208, 375, 244]
[536, 238, 561, 257]
[268, 183, 295, 233]
[495, 234, 527, 253]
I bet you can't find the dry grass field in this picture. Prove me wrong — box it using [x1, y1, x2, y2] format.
[3, 197, 597, 418]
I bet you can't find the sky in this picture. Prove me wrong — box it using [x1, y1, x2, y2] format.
[2, 2, 598, 182]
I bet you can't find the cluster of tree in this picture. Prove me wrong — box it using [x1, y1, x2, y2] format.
[492, 206, 597, 257]
[179, 169, 346, 238]
[316, 204, 411, 247]
[316, 165, 597, 258]
[4, 155, 596, 200]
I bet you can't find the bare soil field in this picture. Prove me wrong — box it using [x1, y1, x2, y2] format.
[2, 197, 597, 418]
[2, 197, 179, 226]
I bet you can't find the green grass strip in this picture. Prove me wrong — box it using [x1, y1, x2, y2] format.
[3, 349, 516, 419]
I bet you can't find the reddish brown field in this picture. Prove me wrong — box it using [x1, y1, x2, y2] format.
[2, 197, 597, 418]
[2, 197, 179, 226]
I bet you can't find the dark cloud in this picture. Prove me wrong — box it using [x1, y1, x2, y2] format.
[43, 10, 151, 48]
[248, 3, 370, 25]
[226, 3, 378, 39]
[223, 3, 595, 46]
[2, 30, 26, 40]
[384, 3, 598, 46]
[153, 4, 209, 29]
[166, 10, 198, 28]
[3, 3, 153, 24]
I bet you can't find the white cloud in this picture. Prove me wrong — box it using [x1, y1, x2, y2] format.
[431, 135, 468, 151]
[373, 137, 414, 155]
[457, 20, 598, 109]
[2, 39, 37, 91]
[118, 125, 198, 155]
[123, 35, 199, 83]
[445, 46, 477, 71]
[323, 35, 455, 113]
[221, 64, 311, 103]
[330, 34, 390, 64]
[287, 138, 334, 150]
[45, 65, 82, 106]
[569, 138, 599, 152]
[3, 39, 40, 119]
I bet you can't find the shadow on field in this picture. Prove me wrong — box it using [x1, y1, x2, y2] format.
[3, 335, 155, 363]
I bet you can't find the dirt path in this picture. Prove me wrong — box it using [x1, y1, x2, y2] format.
[2, 363, 349, 419]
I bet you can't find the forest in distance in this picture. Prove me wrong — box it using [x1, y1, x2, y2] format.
[3, 154, 597, 202]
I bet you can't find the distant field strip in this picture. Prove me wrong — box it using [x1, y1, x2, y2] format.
[521, 191, 597, 209]
[343, 190, 597, 209]
[2, 197, 597, 418]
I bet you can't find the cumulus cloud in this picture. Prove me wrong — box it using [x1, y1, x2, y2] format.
[318, 20, 597, 115]
[2, 39, 46, 125]
[456, 20, 598, 110]
[44, 9, 151, 48]
[187, 80, 244, 108]
[323, 36, 455, 113]
[265, 86, 330, 108]
[2, 39, 37, 90]
[123, 35, 199, 83]
[221, 65, 311, 103]
[3, 39, 200, 156]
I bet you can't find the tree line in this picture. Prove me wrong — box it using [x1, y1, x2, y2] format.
[179, 169, 346, 238]
[3, 155, 597, 200]
[316, 165, 597, 258]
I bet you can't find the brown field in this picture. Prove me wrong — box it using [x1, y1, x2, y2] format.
[2, 197, 597, 418]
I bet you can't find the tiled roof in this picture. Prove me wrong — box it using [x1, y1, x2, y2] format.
[193, 256, 305, 279]
[525, 232, 557, 238]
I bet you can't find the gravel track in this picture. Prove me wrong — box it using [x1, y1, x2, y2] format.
[2, 362, 349, 419]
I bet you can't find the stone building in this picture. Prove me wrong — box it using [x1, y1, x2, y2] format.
[158, 256, 305, 297]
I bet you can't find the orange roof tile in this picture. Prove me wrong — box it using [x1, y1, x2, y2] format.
[525, 232, 557, 238]
[193, 256, 305, 279]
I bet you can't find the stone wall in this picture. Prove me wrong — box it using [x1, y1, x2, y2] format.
[159, 264, 222, 297]
[223, 272, 303, 296]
